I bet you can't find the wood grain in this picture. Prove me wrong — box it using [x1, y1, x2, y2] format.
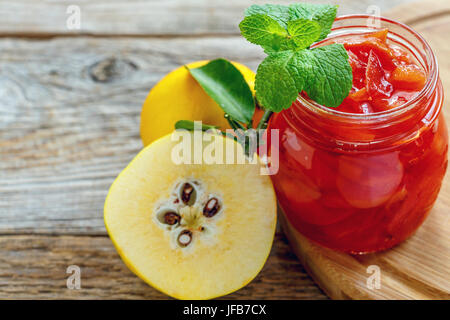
[0, 233, 326, 299]
[0, 0, 415, 37]
[285, 0, 450, 300]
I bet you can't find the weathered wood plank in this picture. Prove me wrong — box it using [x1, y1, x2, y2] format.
[0, 36, 264, 235]
[0, 0, 417, 36]
[0, 233, 327, 299]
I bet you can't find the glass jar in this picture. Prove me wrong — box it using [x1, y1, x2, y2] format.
[267, 15, 448, 254]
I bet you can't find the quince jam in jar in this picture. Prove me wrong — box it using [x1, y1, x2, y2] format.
[267, 16, 448, 253]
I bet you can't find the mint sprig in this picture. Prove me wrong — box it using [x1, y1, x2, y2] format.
[240, 3, 352, 110]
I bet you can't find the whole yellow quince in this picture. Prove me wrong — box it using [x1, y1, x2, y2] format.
[140, 61, 255, 146]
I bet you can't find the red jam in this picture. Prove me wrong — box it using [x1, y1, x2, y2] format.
[268, 27, 448, 253]
[334, 29, 427, 114]
[301, 29, 428, 114]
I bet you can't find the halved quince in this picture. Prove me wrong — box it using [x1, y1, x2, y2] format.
[104, 132, 277, 299]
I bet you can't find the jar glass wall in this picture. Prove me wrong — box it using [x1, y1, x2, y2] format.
[267, 15, 448, 254]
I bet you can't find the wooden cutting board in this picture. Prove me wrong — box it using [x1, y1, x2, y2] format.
[282, 0, 450, 300]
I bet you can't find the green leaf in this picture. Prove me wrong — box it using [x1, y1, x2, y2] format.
[255, 44, 352, 111]
[245, 4, 291, 28]
[187, 59, 255, 124]
[175, 120, 219, 131]
[287, 19, 321, 49]
[289, 3, 338, 41]
[239, 15, 321, 52]
[301, 44, 353, 108]
[254, 52, 299, 112]
[239, 14, 291, 52]
[245, 3, 337, 42]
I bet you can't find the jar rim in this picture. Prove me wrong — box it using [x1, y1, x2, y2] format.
[297, 14, 439, 121]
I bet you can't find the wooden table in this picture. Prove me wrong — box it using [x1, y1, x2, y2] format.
[0, 0, 421, 299]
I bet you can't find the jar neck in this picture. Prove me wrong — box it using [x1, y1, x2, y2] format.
[281, 15, 441, 152]
[285, 81, 442, 152]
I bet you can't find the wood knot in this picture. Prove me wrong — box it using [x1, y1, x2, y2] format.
[89, 57, 138, 83]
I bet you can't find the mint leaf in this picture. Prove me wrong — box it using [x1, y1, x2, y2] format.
[301, 44, 353, 108]
[255, 44, 352, 111]
[175, 120, 219, 131]
[245, 4, 291, 28]
[254, 51, 298, 112]
[245, 3, 337, 42]
[287, 19, 321, 49]
[239, 14, 291, 52]
[187, 59, 255, 124]
[239, 15, 321, 52]
[289, 3, 338, 41]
